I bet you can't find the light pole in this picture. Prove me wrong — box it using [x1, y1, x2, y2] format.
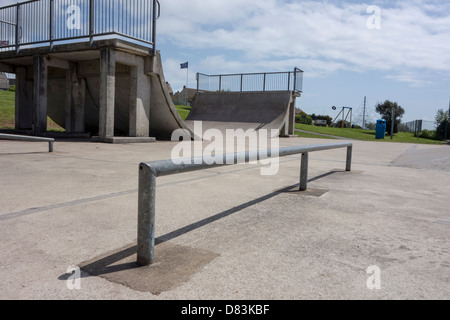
[390, 108, 395, 140]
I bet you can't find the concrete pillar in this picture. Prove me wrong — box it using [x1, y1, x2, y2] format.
[99, 47, 116, 140]
[129, 61, 150, 137]
[33, 55, 48, 134]
[65, 62, 86, 133]
[280, 108, 290, 137]
[288, 98, 296, 136]
[15, 66, 33, 130]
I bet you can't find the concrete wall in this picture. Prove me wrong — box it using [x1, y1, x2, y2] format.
[47, 60, 138, 136]
[0, 72, 9, 90]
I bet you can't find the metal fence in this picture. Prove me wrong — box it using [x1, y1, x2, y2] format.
[0, 0, 159, 52]
[400, 120, 436, 133]
[196, 68, 303, 95]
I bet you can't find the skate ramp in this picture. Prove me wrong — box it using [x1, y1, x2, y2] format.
[44, 49, 197, 140]
[12, 42, 294, 141]
[147, 52, 196, 140]
[185, 91, 294, 138]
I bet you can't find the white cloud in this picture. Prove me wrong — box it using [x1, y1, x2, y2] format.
[158, 0, 450, 85]
[2, 0, 450, 88]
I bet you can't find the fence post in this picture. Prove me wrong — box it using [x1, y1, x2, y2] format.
[293, 69, 297, 94]
[346, 146, 353, 172]
[196, 73, 199, 93]
[300, 152, 309, 191]
[263, 73, 266, 92]
[89, 0, 94, 46]
[49, 0, 54, 50]
[15, 3, 20, 54]
[137, 163, 157, 266]
[152, 0, 160, 54]
[287, 72, 291, 92]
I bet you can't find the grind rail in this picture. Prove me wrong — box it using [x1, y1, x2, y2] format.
[0, 133, 54, 152]
[137, 142, 353, 266]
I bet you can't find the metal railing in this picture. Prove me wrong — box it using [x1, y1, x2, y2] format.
[0, 0, 160, 53]
[196, 68, 304, 95]
[0, 133, 54, 152]
[400, 120, 436, 133]
[137, 142, 353, 266]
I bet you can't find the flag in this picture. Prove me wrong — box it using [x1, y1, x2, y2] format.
[180, 62, 188, 69]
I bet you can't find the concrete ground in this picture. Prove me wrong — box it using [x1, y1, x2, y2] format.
[0, 137, 449, 300]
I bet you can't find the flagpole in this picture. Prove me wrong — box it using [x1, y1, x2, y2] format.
[181, 62, 189, 106]
[186, 65, 189, 106]
[184, 66, 188, 106]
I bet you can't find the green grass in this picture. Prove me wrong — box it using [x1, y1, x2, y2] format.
[0, 90, 15, 129]
[175, 105, 192, 120]
[295, 123, 443, 145]
[0, 90, 64, 132]
[0, 92, 443, 144]
[295, 130, 338, 140]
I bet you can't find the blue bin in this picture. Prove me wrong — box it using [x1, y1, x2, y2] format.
[376, 120, 386, 139]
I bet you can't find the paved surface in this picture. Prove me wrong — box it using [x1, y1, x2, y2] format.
[0, 137, 449, 300]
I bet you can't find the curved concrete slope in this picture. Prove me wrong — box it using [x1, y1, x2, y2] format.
[185, 91, 295, 137]
[45, 49, 195, 140]
[148, 52, 196, 140]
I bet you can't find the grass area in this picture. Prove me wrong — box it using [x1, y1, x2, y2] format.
[175, 105, 192, 120]
[295, 123, 444, 145]
[0, 90, 65, 132]
[295, 130, 338, 140]
[0, 92, 444, 144]
[0, 90, 15, 129]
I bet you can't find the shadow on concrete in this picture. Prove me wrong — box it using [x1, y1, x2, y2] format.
[58, 170, 345, 293]
[0, 151, 51, 156]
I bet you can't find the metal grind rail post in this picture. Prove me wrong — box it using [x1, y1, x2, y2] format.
[137, 142, 353, 266]
[0, 133, 54, 152]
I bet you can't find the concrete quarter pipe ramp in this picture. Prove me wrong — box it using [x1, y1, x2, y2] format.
[148, 51, 196, 140]
[185, 91, 297, 138]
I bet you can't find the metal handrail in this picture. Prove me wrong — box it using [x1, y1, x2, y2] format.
[0, 133, 54, 152]
[137, 142, 353, 266]
[196, 68, 304, 95]
[0, 0, 158, 53]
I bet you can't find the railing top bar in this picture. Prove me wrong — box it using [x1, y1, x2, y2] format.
[18, 0, 39, 6]
[0, 0, 51, 9]
[141, 142, 352, 177]
[198, 69, 303, 78]
[0, 4, 18, 10]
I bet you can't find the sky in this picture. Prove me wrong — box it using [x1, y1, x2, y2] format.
[2, 0, 450, 125]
